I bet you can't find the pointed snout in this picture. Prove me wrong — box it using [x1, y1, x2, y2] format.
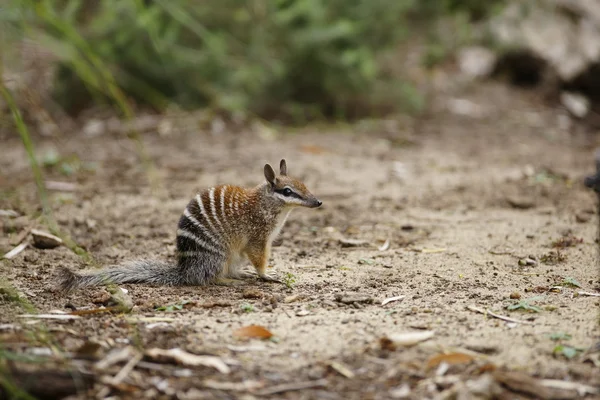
[308, 197, 322, 208]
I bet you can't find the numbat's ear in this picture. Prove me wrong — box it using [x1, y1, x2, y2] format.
[264, 164, 276, 185]
[279, 159, 287, 176]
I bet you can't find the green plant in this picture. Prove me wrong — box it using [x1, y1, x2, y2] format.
[506, 296, 544, 313]
[155, 300, 193, 312]
[559, 277, 582, 288]
[5, 0, 430, 121]
[553, 345, 583, 360]
[240, 303, 254, 313]
[549, 332, 572, 341]
[283, 272, 297, 289]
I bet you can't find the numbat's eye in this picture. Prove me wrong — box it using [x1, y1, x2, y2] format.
[283, 188, 293, 196]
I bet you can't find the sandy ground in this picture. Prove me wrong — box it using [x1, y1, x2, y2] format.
[1, 81, 599, 399]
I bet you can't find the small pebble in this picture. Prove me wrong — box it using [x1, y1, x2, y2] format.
[576, 212, 591, 223]
[510, 292, 521, 299]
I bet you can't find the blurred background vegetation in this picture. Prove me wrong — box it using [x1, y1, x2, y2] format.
[1, 0, 506, 125]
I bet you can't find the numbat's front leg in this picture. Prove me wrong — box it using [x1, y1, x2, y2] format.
[246, 245, 283, 284]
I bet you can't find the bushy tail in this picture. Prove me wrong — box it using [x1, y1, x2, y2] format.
[56, 260, 183, 292]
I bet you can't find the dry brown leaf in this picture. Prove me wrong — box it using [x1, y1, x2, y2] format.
[327, 362, 355, 378]
[233, 325, 273, 340]
[426, 352, 474, 369]
[300, 145, 327, 154]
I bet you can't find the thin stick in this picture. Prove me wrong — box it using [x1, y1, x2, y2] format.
[111, 352, 143, 384]
[467, 306, 533, 325]
[3, 243, 28, 260]
[255, 379, 328, 396]
[578, 291, 600, 297]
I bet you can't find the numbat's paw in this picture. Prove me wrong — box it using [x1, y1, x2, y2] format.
[214, 278, 245, 286]
[258, 273, 283, 284]
[236, 271, 258, 280]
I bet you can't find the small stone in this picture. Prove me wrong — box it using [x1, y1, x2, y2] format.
[561, 92, 590, 118]
[335, 293, 373, 304]
[31, 229, 63, 249]
[295, 310, 310, 317]
[83, 119, 105, 137]
[519, 257, 537, 267]
[457, 46, 497, 79]
[242, 289, 264, 299]
[92, 290, 112, 305]
[107, 287, 134, 313]
[510, 292, 521, 299]
[339, 238, 370, 248]
[284, 294, 304, 303]
[505, 196, 535, 210]
[465, 343, 500, 355]
[576, 212, 591, 223]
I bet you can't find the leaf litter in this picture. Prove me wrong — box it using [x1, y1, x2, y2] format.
[232, 325, 274, 340]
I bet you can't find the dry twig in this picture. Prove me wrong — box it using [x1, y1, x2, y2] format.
[467, 306, 533, 325]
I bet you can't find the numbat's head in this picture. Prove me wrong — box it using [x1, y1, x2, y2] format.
[264, 159, 322, 208]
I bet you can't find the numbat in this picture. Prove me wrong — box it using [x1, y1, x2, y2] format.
[58, 159, 322, 291]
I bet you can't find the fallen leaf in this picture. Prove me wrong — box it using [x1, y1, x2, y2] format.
[426, 352, 474, 369]
[145, 348, 230, 374]
[378, 239, 391, 251]
[75, 341, 102, 358]
[381, 295, 405, 306]
[327, 362, 355, 378]
[382, 330, 435, 349]
[31, 229, 63, 249]
[232, 325, 273, 340]
[300, 145, 327, 154]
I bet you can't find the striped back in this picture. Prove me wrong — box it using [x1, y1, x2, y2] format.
[176, 185, 249, 258]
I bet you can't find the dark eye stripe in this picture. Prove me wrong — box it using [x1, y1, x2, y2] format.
[275, 188, 302, 199]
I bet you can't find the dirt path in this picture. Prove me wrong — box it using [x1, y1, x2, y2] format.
[1, 82, 599, 399]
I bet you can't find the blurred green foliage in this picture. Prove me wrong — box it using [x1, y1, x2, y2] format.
[3, 0, 505, 121]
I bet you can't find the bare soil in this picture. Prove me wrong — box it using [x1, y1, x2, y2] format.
[1, 81, 599, 399]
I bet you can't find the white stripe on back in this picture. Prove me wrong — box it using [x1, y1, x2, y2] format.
[196, 194, 221, 241]
[209, 187, 225, 233]
[183, 208, 222, 250]
[220, 186, 227, 220]
[177, 228, 223, 255]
